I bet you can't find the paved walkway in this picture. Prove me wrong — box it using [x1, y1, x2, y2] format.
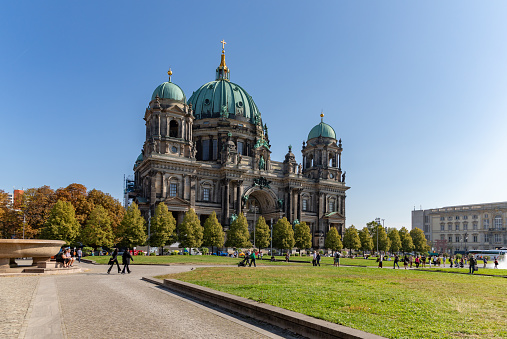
[1, 261, 301, 339]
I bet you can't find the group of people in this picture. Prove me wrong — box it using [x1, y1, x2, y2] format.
[107, 248, 134, 274]
[55, 248, 82, 268]
[312, 251, 321, 266]
[375, 253, 501, 272]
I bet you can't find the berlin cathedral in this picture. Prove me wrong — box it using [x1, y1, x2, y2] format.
[129, 42, 349, 248]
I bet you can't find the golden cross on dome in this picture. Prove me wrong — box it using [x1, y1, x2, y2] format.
[220, 39, 227, 51]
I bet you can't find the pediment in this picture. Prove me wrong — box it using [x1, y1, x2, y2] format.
[323, 211, 344, 220]
[163, 196, 190, 205]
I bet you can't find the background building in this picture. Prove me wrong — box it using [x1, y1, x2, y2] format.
[128, 45, 350, 248]
[412, 202, 507, 253]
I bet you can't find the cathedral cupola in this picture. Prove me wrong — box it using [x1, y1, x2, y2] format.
[151, 69, 186, 103]
[302, 113, 343, 181]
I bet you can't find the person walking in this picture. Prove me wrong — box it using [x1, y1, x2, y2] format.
[312, 251, 317, 266]
[393, 255, 400, 269]
[77, 248, 82, 263]
[469, 256, 476, 274]
[483, 257, 487, 269]
[409, 255, 413, 268]
[316, 252, 321, 266]
[121, 248, 134, 274]
[107, 248, 121, 274]
[378, 255, 383, 268]
[245, 250, 250, 266]
[249, 250, 256, 267]
[334, 251, 341, 267]
[494, 257, 499, 269]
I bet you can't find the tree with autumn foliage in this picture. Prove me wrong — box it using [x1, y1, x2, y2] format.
[55, 183, 94, 227]
[20, 186, 57, 239]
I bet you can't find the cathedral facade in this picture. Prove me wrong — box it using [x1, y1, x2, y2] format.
[130, 44, 349, 248]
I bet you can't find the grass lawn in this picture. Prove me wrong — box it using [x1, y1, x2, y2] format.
[418, 267, 507, 277]
[157, 266, 507, 339]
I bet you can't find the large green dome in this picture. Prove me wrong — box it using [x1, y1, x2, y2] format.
[308, 121, 336, 140]
[151, 81, 186, 102]
[188, 80, 261, 124]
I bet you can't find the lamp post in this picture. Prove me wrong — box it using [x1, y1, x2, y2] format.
[375, 217, 380, 255]
[250, 204, 259, 250]
[270, 218, 273, 260]
[147, 209, 151, 256]
[464, 232, 468, 254]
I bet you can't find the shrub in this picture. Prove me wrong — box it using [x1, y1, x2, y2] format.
[184, 252, 189, 255]
[294, 253, 299, 257]
[319, 250, 324, 255]
[201, 247, 209, 255]
[149, 252, 156, 256]
[82, 247, 93, 256]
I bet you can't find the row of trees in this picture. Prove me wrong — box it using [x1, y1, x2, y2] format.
[1, 186, 429, 254]
[340, 221, 429, 255]
[0, 184, 126, 246]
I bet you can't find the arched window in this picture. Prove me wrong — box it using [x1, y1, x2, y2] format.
[169, 120, 179, 138]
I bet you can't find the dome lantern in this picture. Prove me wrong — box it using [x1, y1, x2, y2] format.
[216, 39, 230, 81]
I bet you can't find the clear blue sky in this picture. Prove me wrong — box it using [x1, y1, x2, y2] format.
[2, 1, 507, 229]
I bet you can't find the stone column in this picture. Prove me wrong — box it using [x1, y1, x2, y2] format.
[236, 180, 243, 215]
[287, 188, 292, 223]
[182, 175, 187, 200]
[150, 175, 156, 206]
[162, 174, 168, 198]
[223, 179, 230, 225]
[297, 189, 302, 221]
[157, 114, 161, 136]
[190, 176, 196, 207]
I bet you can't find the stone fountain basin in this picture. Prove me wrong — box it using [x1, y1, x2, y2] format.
[0, 239, 65, 268]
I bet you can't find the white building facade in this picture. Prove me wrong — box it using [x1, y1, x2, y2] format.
[412, 202, 507, 253]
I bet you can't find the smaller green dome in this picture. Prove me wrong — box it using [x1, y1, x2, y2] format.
[151, 82, 186, 102]
[308, 122, 336, 140]
[136, 153, 143, 162]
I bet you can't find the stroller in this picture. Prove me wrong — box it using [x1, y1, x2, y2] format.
[238, 256, 249, 267]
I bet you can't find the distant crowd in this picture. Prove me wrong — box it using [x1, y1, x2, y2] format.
[376, 254, 500, 273]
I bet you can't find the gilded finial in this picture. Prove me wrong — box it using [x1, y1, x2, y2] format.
[168, 68, 173, 82]
[320, 111, 324, 122]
